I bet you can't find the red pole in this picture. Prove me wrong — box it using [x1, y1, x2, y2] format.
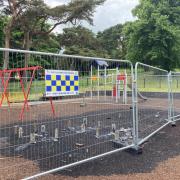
[0, 72, 11, 107]
[20, 69, 36, 120]
[0, 72, 12, 107]
[50, 97, 55, 117]
[17, 71, 29, 110]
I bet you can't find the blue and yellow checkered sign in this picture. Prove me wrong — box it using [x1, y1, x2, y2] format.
[45, 70, 79, 97]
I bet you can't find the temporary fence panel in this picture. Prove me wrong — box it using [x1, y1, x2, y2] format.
[0, 48, 135, 179]
[170, 72, 180, 122]
[135, 62, 170, 145]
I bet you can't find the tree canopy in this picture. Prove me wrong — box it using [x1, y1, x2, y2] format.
[0, 16, 5, 47]
[123, 0, 180, 70]
[0, 0, 180, 71]
[0, 0, 106, 68]
[57, 26, 108, 57]
[97, 24, 125, 59]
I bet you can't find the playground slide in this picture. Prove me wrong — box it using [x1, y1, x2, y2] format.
[127, 84, 148, 101]
[137, 90, 148, 100]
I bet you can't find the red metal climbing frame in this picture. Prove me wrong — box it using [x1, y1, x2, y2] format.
[0, 66, 55, 120]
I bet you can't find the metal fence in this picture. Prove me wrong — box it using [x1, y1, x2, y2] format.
[169, 72, 180, 123]
[134, 62, 171, 145]
[0, 48, 136, 179]
[0, 48, 179, 179]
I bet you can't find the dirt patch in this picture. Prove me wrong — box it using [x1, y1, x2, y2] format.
[41, 154, 180, 180]
[0, 156, 39, 180]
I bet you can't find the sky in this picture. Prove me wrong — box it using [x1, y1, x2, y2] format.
[45, 0, 139, 33]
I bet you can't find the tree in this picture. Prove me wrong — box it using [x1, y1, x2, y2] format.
[0, 16, 5, 68]
[58, 26, 101, 49]
[19, 0, 105, 50]
[57, 26, 108, 57]
[0, 0, 28, 68]
[31, 33, 59, 53]
[123, 0, 180, 70]
[97, 24, 126, 59]
[0, 0, 106, 68]
[0, 16, 5, 48]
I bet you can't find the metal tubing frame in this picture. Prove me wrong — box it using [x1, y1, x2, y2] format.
[2, 48, 175, 178]
[23, 144, 134, 180]
[0, 72, 11, 106]
[19, 68, 37, 120]
[135, 62, 169, 147]
[0, 48, 137, 178]
[0, 65, 56, 120]
[97, 65, 100, 101]
[169, 71, 180, 124]
[138, 121, 171, 145]
[0, 71, 12, 107]
[116, 67, 118, 103]
[0, 48, 131, 64]
[134, 63, 139, 148]
[17, 71, 30, 110]
[168, 71, 175, 124]
[104, 66, 107, 100]
[111, 73, 114, 99]
[90, 65, 93, 99]
[124, 70, 127, 104]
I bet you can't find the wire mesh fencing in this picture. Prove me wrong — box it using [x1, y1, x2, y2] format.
[135, 62, 170, 145]
[170, 72, 180, 123]
[0, 48, 135, 179]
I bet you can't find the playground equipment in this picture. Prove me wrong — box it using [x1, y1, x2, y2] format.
[0, 66, 55, 120]
[90, 65, 128, 104]
[112, 69, 127, 104]
[0, 66, 42, 120]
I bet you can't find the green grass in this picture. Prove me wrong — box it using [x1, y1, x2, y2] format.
[2, 73, 180, 104]
[137, 76, 180, 92]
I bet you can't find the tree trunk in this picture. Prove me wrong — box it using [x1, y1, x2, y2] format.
[3, 27, 11, 69]
[24, 31, 31, 67]
[23, 31, 32, 84]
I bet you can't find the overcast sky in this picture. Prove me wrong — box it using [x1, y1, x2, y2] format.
[45, 0, 139, 33]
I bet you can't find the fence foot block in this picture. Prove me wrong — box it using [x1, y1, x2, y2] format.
[129, 146, 143, 155]
[171, 122, 176, 127]
[112, 140, 143, 155]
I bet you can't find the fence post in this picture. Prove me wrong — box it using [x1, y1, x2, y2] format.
[176, 79, 178, 88]
[97, 65, 100, 101]
[90, 65, 93, 99]
[134, 63, 139, 149]
[143, 77, 145, 88]
[132, 63, 141, 153]
[116, 67, 118, 103]
[104, 66, 107, 100]
[168, 72, 175, 126]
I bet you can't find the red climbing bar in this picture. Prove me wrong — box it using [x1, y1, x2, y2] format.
[0, 66, 55, 120]
[0, 66, 43, 120]
[50, 97, 56, 117]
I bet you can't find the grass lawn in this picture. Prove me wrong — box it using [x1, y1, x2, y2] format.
[1, 73, 180, 104]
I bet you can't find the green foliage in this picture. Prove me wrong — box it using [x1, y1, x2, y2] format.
[49, 0, 105, 26]
[97, 24, 126, 59]
[11, 27, 24, 49]
[58, 26, 100, 50]
[31, 33, 59, 53]
[124, 0, 180, 70]
[58, 26, 109, 58]
[0, 0, 106, 69]
[0, 17, 4, 47]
